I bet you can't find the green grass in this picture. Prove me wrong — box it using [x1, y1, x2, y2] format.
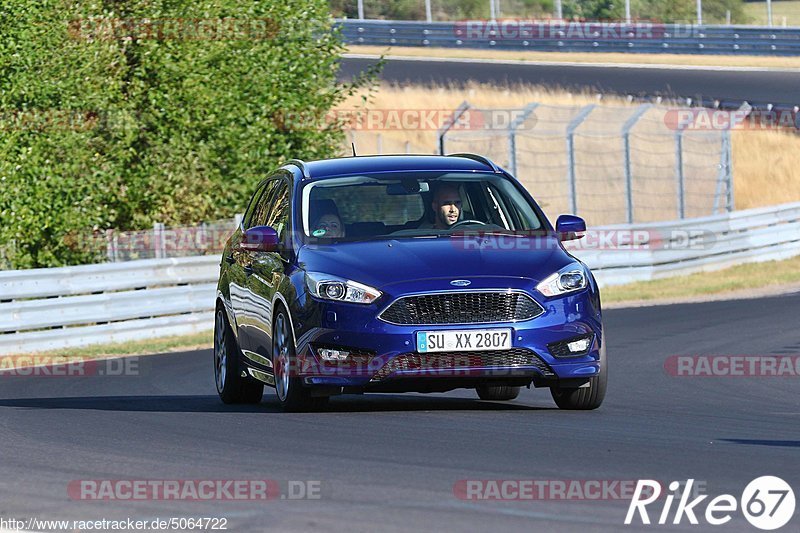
[21, 330, 212, 361]
[744, 0, 800, 26]
[602, 255, 800, 304]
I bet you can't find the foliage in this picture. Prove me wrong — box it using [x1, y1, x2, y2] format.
[0, 0, 376, 268]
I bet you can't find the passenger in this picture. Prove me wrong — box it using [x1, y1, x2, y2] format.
[312, 212, 345, 238]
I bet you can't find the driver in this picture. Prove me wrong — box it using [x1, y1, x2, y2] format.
[421, 183, 462, 230]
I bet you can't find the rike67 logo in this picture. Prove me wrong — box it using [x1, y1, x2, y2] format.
[625, 477, 795, 530]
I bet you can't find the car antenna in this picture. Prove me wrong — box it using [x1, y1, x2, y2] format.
[351, 143, 357, 157]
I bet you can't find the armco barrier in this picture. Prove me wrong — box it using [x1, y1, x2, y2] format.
[572, 201, 800, 285]
[1, 202, 799, 354]
[0, 256, 218, 355]
[339, 19, 800, 56]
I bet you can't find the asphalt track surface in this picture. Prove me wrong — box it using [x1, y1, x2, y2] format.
[338, 56, 800, 105]
[1, 293, 799, 532]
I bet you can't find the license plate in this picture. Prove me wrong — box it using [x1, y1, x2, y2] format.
[416, 329, 512, 353]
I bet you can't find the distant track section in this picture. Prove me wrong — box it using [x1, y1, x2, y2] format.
[338, 19, 800, 56]
[338, 55, 800, 110]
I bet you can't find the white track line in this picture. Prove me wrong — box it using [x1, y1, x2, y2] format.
[344, 53, 800, 73]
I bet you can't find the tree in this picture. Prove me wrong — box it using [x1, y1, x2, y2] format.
[563, 0, 625, 20]
[0, 0, 375, 268]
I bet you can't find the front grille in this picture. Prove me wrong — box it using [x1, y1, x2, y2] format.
[371, 348, 555, 381]
[379, 291, 544, 325]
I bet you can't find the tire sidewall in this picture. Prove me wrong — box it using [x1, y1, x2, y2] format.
[272, 309, 297, 405]
[214, 308, 232, 395]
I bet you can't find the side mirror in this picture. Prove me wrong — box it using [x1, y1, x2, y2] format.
[556, 215, 586, 241]
[241, 225, 279, 252]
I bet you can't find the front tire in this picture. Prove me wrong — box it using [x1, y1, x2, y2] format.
[214, 307, 263, 404]
[272, 308, 328, 412]
[550, 341, 607, 410]
[476, 385, 520, 401]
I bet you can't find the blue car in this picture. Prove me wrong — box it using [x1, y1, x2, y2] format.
[214, 154, 606, 411]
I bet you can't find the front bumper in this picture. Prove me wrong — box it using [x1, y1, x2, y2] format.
[289, 284, 603, 390]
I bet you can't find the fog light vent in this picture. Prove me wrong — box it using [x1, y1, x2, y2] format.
[311, 345, 375, 364]
[567, 338, 591, 353]
[318, 348, 350, 362]
[548, 334, 594, 358]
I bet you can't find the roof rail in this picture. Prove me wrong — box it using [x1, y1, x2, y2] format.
[286, 159, 310, 179]
[447, 153, 501, 173]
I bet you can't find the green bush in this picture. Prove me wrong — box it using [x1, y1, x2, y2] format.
[0, 0, 375, 269]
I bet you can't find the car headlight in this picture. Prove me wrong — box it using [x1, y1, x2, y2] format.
[305, 272, 382, 304]
[536, 264, 588, 297]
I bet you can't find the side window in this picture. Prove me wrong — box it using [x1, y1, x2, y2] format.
[252, 178, 291, 241]
[242, 182, 268, 229]
[249, 180, 279, 229]
[485, 184, 514, 230]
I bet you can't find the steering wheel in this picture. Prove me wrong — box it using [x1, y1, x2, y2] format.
[450, 219, 487, 229]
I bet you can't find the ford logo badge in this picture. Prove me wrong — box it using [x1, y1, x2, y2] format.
[450, 279, 471, 287]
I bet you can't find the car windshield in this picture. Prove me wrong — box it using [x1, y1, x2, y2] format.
[301, 172, 545, 241]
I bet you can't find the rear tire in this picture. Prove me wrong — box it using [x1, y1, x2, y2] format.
[476, 385, 520, 401]
[272, 308, 329, 412]
[550, 341, 607, 410]
[214, 307, 263, 404]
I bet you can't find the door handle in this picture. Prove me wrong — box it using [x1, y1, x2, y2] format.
[224, 255, 235, 265]
[244, 265, 254, 275]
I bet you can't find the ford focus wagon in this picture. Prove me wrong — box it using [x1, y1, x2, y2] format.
[214, 154, 606, 411]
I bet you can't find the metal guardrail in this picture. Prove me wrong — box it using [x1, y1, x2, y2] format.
[570, 201, 800, 285]
[339, 19, 800, 56]
[1, 201, 799, 354]
[0, 256, 218, 355]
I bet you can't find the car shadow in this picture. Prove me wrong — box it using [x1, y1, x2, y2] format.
[717, 438, 800, 448]
[0, 394, 555, 413]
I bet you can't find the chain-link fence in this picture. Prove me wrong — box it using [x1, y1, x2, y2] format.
[74, 102, 733, 264]
[0, 219, 239, 267]
[439, 102, 733, 226]
[104, 218, 239, 262]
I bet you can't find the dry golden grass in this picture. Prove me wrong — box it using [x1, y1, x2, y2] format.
[337, 83, 800, 217]
[731, 129, 800, 209]
[339, 81, 624, 157]
[745, 0, 800, 27]
[603, 255, 800, 304]
[347, 45, 800, 70]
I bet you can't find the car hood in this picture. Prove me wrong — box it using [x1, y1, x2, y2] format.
[296, 235, 576, 291]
